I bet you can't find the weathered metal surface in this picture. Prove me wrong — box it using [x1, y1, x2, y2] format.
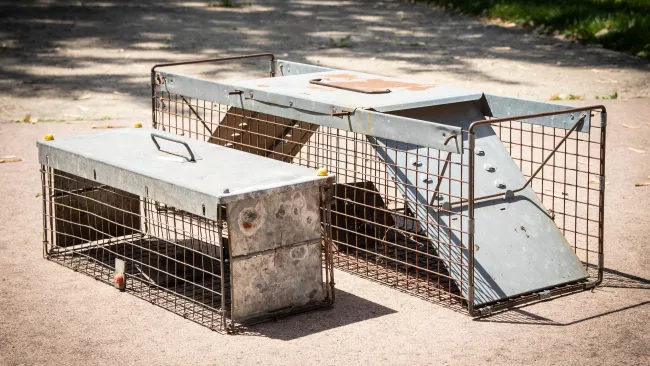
[38, 128, 328, 219]
[226, 185, 325, 323]
[371, 102, 588, 306]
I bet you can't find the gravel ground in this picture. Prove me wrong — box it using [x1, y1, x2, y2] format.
[1, 1, 649, 365]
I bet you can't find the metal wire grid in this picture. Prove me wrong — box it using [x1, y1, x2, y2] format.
[468, 109, 605, 314]
[41, 167, 230, 331]
[492, 114, 605, 275]
[153, 91, 471, 308]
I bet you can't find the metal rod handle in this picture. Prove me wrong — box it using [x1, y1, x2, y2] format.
[309, 78, 391, 94]
[151, 133, 196, 162]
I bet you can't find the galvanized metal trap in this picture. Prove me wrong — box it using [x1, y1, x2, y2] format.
[150, 53, 606, 316]
[39, 127, 335, 331]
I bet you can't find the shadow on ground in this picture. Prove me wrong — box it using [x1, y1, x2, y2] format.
[244, 288, 396, 340]
[1, 0, 648, 101]
[473, 267, 650, 326]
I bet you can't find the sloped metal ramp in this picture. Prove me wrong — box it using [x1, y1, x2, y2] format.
[370, 102, 588, 306]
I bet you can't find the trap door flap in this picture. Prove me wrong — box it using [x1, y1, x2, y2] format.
[370, 103, 588, 306]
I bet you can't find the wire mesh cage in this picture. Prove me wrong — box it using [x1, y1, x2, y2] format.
[40, 128, 335, 332]
[151, 54, 606, 316]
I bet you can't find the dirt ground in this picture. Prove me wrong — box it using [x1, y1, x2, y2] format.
[1, 1, 649, 365]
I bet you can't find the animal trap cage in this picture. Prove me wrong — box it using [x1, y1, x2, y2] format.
[151, 54, 606, 316]
[39, 127, 335, 331]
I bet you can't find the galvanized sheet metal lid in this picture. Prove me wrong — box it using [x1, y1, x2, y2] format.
[37, 128, 329, 219]
[231, 70, 483, 113]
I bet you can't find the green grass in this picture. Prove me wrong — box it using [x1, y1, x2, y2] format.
[422, 0, 650, 59]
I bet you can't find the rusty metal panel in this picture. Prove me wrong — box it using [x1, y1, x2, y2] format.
[226, 185, 325, 322]
[226, 185, 321, 256]
[209, 107, 319, 163]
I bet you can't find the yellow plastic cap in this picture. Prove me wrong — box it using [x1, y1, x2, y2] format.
[133, 122, 143, 128]
[316, 167, 328, 176]
[44, 134, 54, 141]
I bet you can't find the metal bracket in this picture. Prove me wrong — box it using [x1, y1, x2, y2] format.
[599, 176, 605, 191]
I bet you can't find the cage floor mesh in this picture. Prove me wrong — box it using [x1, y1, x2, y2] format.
[47, 235, 229, 331]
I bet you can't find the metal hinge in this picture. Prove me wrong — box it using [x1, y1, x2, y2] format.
[600, 112, 607, 127]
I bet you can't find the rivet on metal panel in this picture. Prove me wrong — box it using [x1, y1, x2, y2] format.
[223, 188, 230, 193]
[422, 177, 433, 184]
[484, 163, 495, 172]
[412, 161, 423, 167]
[249, 92, 254, 99]
[494, 180, 505, 189]
[289, 100, 294, 106]
[475, 148, 485, 156]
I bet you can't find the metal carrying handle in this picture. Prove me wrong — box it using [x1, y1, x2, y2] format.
[309, 78, 391, 94]
[151, 133, 196, 162]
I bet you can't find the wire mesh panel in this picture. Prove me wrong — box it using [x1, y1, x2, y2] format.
[483, 111, 605, 307]
[41, 167, 230, 330]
